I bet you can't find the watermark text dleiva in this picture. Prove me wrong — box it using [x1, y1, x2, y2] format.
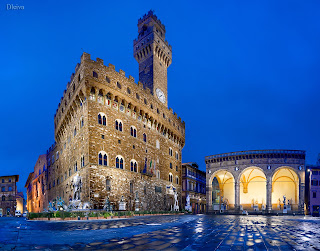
[7, 4, 24, 10]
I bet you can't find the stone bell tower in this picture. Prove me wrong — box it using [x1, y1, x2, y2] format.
[134, 11, 172, 107]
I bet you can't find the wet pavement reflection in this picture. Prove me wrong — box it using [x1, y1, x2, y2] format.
[0, 215, 320, 250]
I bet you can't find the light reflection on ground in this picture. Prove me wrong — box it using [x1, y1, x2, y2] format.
[0, 215, 320, 250]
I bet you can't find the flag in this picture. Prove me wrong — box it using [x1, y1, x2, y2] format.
[150, 159, 153, 174]
[143, 158, 147, 173]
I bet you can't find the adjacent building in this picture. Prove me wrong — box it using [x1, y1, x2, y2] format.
[27, 11, 185, 212]
[305, 156, 320, 216]
[181, 163, 206, 214]
[25, 154, 48, 213]
[0, 175, 19, 216]
[205, 150, 306, 214]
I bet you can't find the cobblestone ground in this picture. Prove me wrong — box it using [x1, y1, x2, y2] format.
[0, 215, 320, 250]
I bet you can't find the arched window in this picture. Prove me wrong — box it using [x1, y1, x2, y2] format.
[130, 126, 137, 137]
[98, 113, 107, 126]
[130, 181, 133, 193]
[90, 87, 96, 101]
[106, 76, 110, 83]
[1, 187, 5, 192]
[115, 120, 123, 131]
[98, 152, 107, 166]
[175, 152, 179, 160]
[143, 133, 147, 142]
[98, 89, 104, 104]
[74, 127, 77, 137]
[93, 71, 98, 78]
[98, 114, 102, 124]
[103, 154, 107, 166]
[80, 117, 84, 128]
[169, 173, 173, 183]
[81, 155, 85, 167]
[106, 179, 111, 191]
[130, 160, 138, 172]
[1, 195, 5, 201]
[169, 148, 173, 156]
[170, 163, 172, 169]
[176, 176, 179, 185]
[116, 156, 124, 169]
[117, 82, 122, 89]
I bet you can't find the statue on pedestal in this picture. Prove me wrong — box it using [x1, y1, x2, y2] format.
[119, 195, 126, 211]
[135, 192, 140, 211]
[73, 173, 82, 201]
[104, 197, 112, 212]
[185, 194, 192, 212]
[174, 190, 179, 211]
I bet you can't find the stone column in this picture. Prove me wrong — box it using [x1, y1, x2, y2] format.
[206, 185, 212, 213]
[266, 176, 272, 213]
[234, 181, 240, 212]
[299, 180, 305, 213]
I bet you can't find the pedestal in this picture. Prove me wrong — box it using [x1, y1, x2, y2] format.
[119, 202, 126, 211]
[135, 201, 139, 212]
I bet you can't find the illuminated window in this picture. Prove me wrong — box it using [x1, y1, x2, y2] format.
[89, 87, 96, 100]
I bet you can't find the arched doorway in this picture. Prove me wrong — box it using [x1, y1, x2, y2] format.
[272, 167, 299, 211]
[239, 167, 266, 211]
[211, 170, 235, 210]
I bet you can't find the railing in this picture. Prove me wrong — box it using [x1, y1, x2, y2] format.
[205, 149, 305, 160]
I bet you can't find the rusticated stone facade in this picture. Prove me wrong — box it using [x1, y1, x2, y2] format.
[28, 11, 185, 212]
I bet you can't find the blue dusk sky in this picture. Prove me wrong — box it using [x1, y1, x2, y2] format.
[1, 0, 320, 194]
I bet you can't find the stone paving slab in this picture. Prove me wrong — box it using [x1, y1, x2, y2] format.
[0, 215, 320, 250]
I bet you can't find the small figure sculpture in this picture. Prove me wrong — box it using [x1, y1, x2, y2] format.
[73, 173, 82, 201]
[283, 195, 286, 205]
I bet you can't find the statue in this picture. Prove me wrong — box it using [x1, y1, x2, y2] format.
[73, 173, 82, 201]
[56, 197, 67, 211]
[185, 194, 192, 212]
[283, 195, 286, 205]
[119, 195, 126, 211]
[173, 190, 179, 211]
[104, 197, 112, 211]
[135, 192, 140, 211]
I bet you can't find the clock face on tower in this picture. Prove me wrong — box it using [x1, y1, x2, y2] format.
[156, 88, 166, 104]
